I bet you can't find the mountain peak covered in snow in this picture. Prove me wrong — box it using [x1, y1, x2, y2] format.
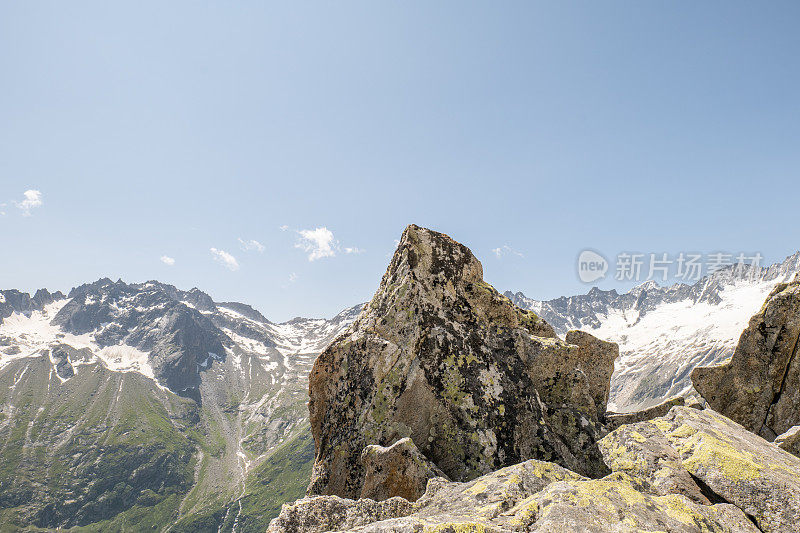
[506, 251, 800, 412]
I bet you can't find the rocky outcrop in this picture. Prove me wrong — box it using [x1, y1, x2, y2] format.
[307, 225, 618, 499]
[271, 457, 759, 532]
[692, 276, 800, 440]
[360, 437, 446, 502]
[271, 406, 800, 532]
[602, 406, 800, 532]
[599, 416, 711, 504]
[0, 288, 64, 324]
[266, 495, 413, 533]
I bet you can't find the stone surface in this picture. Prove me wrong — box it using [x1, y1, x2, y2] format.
[599, 418, 711, 504]
[692, 276, 800, 440]
[360, 437, 447, 502]
[775, 425, 800, 457]
[269, 460, 758, 533]
[606, 396, 686, 430]
[613, 406, 800, 533]
[307, 225, 617, 498]
[265, 495, 413, 533]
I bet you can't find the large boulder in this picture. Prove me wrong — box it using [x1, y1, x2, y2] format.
[307, 225, 618, 498]
[599, 418, 711, 504]
[601, 406, 800, 533]
[692, 276, 800, 440]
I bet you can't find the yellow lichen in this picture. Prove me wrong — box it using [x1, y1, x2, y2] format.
[424, 522, 487, 533]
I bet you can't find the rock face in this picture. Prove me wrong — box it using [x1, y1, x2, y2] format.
[692, 275, 800, 440]
[307, 225, 618, 499]
[359, 437, 447, 502]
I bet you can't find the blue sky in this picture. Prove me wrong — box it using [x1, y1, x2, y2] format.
[1, 2, 799, 320]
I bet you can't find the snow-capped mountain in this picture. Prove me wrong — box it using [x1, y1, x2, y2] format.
[506, 252, 800, 413]
[1, 278, 361, 394]
[0, 278, 361, 531]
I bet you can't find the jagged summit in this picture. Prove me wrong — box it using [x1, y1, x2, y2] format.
[0, 277, 362, 529]
[0, 277, 360, 394]
[307, 225, 617, 499]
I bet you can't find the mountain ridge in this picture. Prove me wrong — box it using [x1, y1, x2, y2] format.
[506, 251, 800, 411]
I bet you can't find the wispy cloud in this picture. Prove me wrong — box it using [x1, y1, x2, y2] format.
[295, 227, 337, 261]
[288, 272, 298, 282]
[210, 248, 240, 271]
[279, 225, 289, 231]
[344, 247, 364, 255]
[160, 255, 176, 266]
[238, 237, 265, 253]
[492, 245, 524, 258]
[15, 190, 42, 216]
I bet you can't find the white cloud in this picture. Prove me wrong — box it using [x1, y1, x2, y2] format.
[492, 245, 524, 258]
[295, 227, 337, 261]
[288, 272, 298, 282]
[15, 190, 42, 216]
[160, 255, 176, 266]
[238, 237, 265, 253]
[210, 248, 240, 271]
[279, 225, 289, 231]
[344, 247, 364, 255]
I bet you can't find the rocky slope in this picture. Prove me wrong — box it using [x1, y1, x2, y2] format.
[307, 225, 618, 500]
[0, 280, 361, 531]
[507, 252, 800, 411]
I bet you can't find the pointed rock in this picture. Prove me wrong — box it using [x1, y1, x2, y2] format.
[307, 225, 617, 499]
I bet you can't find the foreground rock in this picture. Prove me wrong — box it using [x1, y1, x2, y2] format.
[307, 225, 618, 499]
[692, 275, 800, 440]
[360, 437, 447, 502]
[270, 458, 758, 532]
[272, 406, 800, 532]
[602, 406, 800, 532]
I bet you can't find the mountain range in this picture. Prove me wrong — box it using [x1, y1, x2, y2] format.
[1, 250, 798, 530]
[505, 251, 800, 411]
[0, 279, 360, 531]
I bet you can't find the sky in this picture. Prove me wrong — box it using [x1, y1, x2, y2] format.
[1, 2, 799, 321]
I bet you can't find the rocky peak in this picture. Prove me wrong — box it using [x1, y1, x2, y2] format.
[307, 225, 617, 500]
[0, 288, 64, 323]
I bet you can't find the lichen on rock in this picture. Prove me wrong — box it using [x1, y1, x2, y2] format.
[360, 437, 447, 502]
[307, 225, 618, 499]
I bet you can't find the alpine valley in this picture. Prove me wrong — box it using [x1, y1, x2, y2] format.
[1, 250, 799, 531]
[0, 279, 360, 531]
